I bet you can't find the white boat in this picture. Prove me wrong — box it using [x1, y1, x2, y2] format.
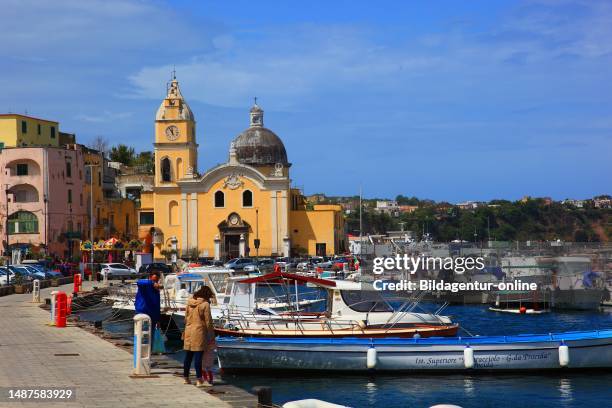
[488, 307, 550, 314]
[217, 329, 612, 372]
[215, 271, 458, 338]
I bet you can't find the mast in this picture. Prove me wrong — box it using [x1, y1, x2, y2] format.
[359, 186, 363, 252]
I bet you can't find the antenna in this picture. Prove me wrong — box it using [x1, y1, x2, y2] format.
[171, 65, 176, 80]
[254, 96, 258, 105]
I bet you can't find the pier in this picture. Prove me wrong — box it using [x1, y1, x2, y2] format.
[0, 282, 257, 407]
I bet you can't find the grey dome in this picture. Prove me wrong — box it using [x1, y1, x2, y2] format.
[232, 127, 288, 166]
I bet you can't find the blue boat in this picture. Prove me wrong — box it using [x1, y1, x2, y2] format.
[217, 329, 612, 372]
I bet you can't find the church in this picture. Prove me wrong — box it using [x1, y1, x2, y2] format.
[138, 77, 345, 261]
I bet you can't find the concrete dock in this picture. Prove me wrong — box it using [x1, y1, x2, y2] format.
[0, 282, 256, 407]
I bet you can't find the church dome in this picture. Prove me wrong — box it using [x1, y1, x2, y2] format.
[232, 102, 289, 166]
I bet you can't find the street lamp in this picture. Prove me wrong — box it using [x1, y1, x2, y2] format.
[85, 162, 100, 281]
[44, 194, 49, 254]
[4, 184, 10, 268]
[68, 205, 73, 261]
[254, 207, 260, 260]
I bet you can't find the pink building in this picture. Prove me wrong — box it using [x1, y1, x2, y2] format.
[0, 145, 87, 259]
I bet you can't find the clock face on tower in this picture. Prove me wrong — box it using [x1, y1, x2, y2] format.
[165, 125, 180, 141]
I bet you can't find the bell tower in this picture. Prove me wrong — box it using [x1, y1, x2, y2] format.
[154, 74, 197, 187]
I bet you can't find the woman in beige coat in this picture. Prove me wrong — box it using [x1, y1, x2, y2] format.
[182, 286, 215, 386]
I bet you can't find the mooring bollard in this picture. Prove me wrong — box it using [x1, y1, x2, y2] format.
[252, 386, 272, 408]
[132, 313, 152, 376]
[73, 273, 82, 294]
[55, 292, 67, 328]
[32, 279, 41, 303]
[50, 290, 59, 323]
[67, 294, 73, 315]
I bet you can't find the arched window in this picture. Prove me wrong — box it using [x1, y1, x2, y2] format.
[214, 191, 225, 208]
[161, 158, 171, 182]
[8, 211, 38, 234]
[242, 190, 253, 207]
[169, 200, 179, 225]
[10, 184, 39, 203]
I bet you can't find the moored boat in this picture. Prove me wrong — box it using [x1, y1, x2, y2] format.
[215, 323, 459, 338]
[218, 271, 459, 338]
[217, 329, 612, 372]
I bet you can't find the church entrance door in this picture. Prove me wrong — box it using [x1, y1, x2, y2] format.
[218, 212, 250, 261]
[224, 234, 241, 260]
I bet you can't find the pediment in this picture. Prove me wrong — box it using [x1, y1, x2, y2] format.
[178, 162, 288, 193]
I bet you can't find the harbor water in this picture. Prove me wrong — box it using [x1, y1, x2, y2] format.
[79, 300, 612, 407]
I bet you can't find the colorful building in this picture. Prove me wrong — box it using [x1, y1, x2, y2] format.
[0, 114, 60, 148]
[81, 148, 137, 245]
[139, 77, 345, 260]
[0, 114, 137, 260]
[0, 144, 87, 258]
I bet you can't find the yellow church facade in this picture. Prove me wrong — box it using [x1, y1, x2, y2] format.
[138, 78, 345, 261]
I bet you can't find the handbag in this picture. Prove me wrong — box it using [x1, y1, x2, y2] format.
[152, 326, 167, 354]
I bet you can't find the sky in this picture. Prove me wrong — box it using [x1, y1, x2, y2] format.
[1, 0, 611, 202]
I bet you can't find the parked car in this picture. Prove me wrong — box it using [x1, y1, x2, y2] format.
[18, 262, 61, 279]
[17, 265, 46, 280]
[0, 267, 15, 285]
[7, 265, 34, 282]
[256, 258, 276, 271]
[315, 258, 334, 269]
[297, 257, 325, 271]
[196, 258, 225, 267]
[99, 263, 137, 280]
[138, 262, 172, 277]
[275, 257, 300, 269]
[243, 258, 276, 273]
[224, 258, 256, 271]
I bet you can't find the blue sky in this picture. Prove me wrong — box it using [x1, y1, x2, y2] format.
[2, 0, 611, 202]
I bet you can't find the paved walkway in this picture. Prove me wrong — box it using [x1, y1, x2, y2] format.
[0, 282, 234, 408]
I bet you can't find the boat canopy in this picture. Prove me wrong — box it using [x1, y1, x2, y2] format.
[237, 271, 338, 288]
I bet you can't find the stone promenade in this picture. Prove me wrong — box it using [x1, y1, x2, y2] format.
[0, 282, 246, 408]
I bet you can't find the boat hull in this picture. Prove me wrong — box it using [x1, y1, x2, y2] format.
[551, 289, 604, 310]
[217, 330, 612, 372]
[215, 324, 459, 339]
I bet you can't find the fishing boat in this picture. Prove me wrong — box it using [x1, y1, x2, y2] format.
[217, 329, 612, 372]
[217, 271, 459, 338]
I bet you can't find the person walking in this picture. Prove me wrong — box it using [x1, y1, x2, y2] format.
[183, 286, 215, 387]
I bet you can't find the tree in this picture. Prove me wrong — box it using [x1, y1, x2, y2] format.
[133, 151, 155, 173]
[89, 136, 109, 154]
[109, 144, 136, 165]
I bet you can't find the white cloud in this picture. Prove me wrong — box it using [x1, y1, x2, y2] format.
[75, 110, 133, 123]
[124, 1, 612, 111]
